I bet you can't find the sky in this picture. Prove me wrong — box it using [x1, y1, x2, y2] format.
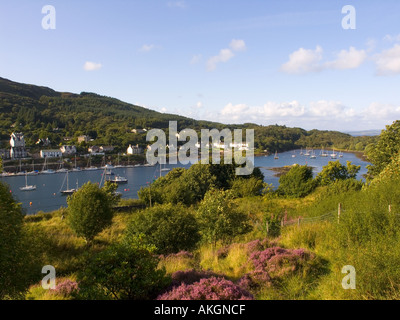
[0, 0, 400, 132]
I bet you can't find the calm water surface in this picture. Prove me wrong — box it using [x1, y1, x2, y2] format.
[0, 150, 370, 214]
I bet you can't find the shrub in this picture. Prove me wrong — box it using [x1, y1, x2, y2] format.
[231, 177, 265, 198]
[126, 203, 201, 254]
[197, 189, 252, 246]
[157, 277, 254, 300]
[77, 239, 170, 300]
[316, 161, 360, 186]
[277, 165, 315, 198]
[0, 182, 42, 299]
[67, 182, 114, 242]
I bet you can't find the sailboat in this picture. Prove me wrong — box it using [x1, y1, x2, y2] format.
[291, 150, 296, 158]
[56, 157, 68, 173]
[20, 173, 36, 191]
[84, 155, 98, 171]
[60, 171, 77, 195]
[310, 149, 317, 159]
[41, 157, 55, 174]
[71, 155, 82, 172]
[304, 148, 311, 156]
[339, 151, 344, 158]
[330, 149, 338, 159]
[15, 160, 25, 176]
[300, 148, 304, 156]
[320, 147, 328, 157]
[274, 151, 279, 159]
[27, 160, 38, 175]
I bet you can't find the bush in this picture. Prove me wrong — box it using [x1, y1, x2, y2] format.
[77, 239, 170, 300]
[67, 182, 114, 242]
[197, 189, 252, 246]
[0, 182, 42, 299]
[126, 203, 201, 254]
[277, 165, 315, 198]
[316, 161, 360, 186]
[157, 277, 254, 300]
[231, 177, 265, 198]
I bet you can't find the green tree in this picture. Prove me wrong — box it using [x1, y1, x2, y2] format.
[0, 182, 41, 299]
[197, 189, 252, 246]
[67, 182, 113, 242]
[231, 176, 265, 198]
[277, 165, 315, 198]
[77, 238, 169, 300]
[102, 181, 122, 206]
[126, 203, 201, 254]
[316, 161, 360, 186]
[366, 120, 400, 179]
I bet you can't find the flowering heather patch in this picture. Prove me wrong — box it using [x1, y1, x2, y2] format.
[237, 246, 315, 292]
[170, 269, 223, 288]
[51, 279, 79, 297]
[157, 277, 254, 300]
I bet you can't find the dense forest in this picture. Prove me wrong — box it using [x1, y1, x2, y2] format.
[0, 77, 376, 155]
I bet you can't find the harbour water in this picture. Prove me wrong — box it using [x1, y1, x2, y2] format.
[0, 149, 370, 215]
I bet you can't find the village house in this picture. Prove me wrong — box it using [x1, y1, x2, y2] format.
[60, 145, 77, 155]
[88, 146, 100, 153]
[77, 135, 91, 144]
[127, 144, 143, 155]
[10, 132, 28, 159]
[40, 149, 62, 158]
[100, 146, 114, 153]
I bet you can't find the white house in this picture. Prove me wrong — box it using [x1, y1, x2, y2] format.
[60, 145, 77, 155]
[10, 132, 27, 159]
[127, 144, 143, 155]
[40, 149, 62, 158]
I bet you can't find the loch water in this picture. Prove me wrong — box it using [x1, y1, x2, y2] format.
[0, 150, 370, 215]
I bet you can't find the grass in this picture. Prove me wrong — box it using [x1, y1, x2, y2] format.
[21, 176, 400, 300]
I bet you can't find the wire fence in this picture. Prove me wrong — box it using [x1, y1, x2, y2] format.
[282, 211, 336, 227]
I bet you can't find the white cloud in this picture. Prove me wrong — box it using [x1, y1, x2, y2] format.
[282, 46, 367, 74]
[325, 47, 367, 70]
[363, 102, 400, 120]
[167, 1, 186, 8]
[139, 44, 156, 52]
[229, 39, 246, 52]
[309, 100, 356, 118]
[281, 46, 323, 74]
[83, 61, 102, 71]
[215, 100, 380, 130]
[375, 44, 400, 76]
[196, 101, 203, 109]
[383, 34, 400, 42]
[190, 54, 202, 64]
[206, 39, 246, 71]
[366, 38, 377, 52]
[206, 48, 235, 71]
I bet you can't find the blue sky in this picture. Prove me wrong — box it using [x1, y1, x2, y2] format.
[0, 0, 400, 131]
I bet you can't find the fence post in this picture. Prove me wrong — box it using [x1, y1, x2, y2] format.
[266, 221, 269, 236]
[338, 203, 342, 224]
[298, 217, 300, 226]
[389, 205, 392, 214]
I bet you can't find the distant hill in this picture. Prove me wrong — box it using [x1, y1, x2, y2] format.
[345, 130, 381, 137]
[0, 76, 376, 153]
